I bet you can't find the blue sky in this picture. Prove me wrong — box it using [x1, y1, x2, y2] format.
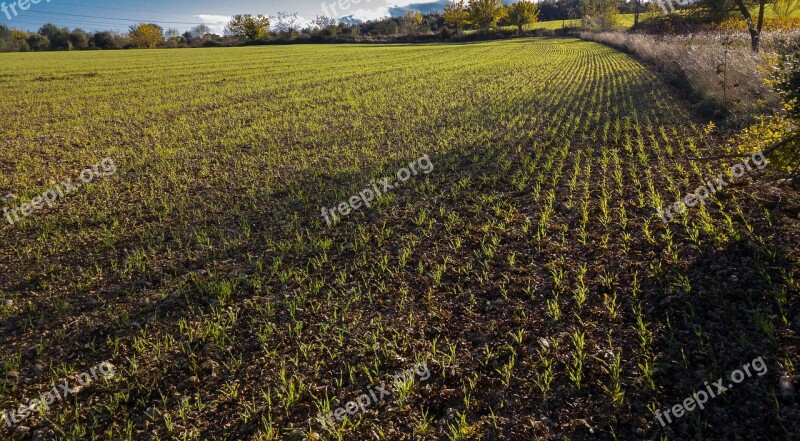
[0, 0, 448, 33]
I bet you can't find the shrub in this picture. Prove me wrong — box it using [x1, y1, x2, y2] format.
[726, 45, 800, 177]
[718, 17, 800, 33]
[772, 48, 800, 119]
[767, 45, 800, 173]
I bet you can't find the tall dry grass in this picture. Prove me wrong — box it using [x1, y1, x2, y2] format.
[579, 31, 796, 123]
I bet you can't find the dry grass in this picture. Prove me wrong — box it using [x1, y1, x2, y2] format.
[578, 31, 794, 123]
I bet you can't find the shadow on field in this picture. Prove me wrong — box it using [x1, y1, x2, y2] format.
[640, 228, 799, 439]
[0, 119, 532, 437]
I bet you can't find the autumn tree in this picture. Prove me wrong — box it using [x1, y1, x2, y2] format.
[400, 10, 424, 36]
[443, 0, 469, 34]
[128, 23, 164, 49]
[692, 0, 768, 52]
[468, 0, 507, 33]
[226, 14, 271, 40]
[582, 0, 620, 31]
[507, 0, 540, 34]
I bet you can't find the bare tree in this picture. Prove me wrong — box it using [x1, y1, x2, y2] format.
[313, 16, 338, 28]
[273, 12, 304, 35]
[191, 24, 212, 39]
[400, 10, 423, 36]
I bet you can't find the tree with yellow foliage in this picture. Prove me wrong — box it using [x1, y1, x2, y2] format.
[128, 23, 164, 49]
[444, 0, 469, 35]
[772, 0, 800, 18]
[401, 10, 424, 36]
[722, 49, 799, 179]
[507, 0, 540, 34]
[226, 15, 271, 41]
[468, 0, 507, 33]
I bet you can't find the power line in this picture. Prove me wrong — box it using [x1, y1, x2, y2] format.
[20, 10, 208, 25]
[4, 15, 144, 26]
[3, 20, 125, 30]
[50, 2, 197, 16]
[2, 16, 158, 30]
[3, 18, 200, 33]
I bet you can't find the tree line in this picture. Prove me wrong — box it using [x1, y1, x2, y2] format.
[0, 22, 231, 52]
[0, 0, 796, 52]
[0, 0, 544, 52]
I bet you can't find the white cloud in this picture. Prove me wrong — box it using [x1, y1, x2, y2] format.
[195, 13, 316, 34]
[350, 6, 392, 21]
[271, 13, 315, 31]
[321, 1, 446, 22]
[319, 0, 393, 21]
[195, 15, 231, 35]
